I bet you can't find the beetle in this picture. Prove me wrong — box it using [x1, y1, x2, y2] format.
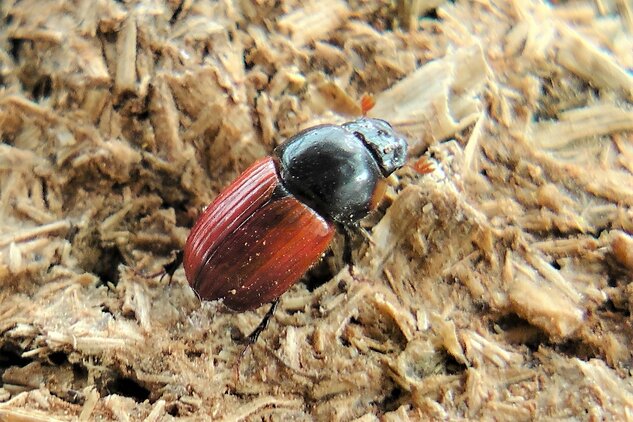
[183, 117, 408, 342]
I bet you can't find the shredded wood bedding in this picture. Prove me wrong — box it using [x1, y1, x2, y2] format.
[0, 0, 632, 420]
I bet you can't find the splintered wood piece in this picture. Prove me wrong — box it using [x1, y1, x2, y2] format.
[369, 46, 487, 154]
[277, 0, 350, 46]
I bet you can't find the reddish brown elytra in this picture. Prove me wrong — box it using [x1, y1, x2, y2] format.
[184, 157, 335, 311]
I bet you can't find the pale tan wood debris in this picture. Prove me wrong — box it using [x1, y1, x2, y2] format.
[461, 330, 524, 368]
[618, 0, 633, 32]
[310, 374, 364, 401]
[1, 96, 61, 125]
[524, 251, 582, 304]
[8, 28, 64, 44]
[14, 198, 56, 225]
[367, 186, 425, 272]
[385, 338, 438, 388]
[313, 40, 348, 70]
[115, 15, 138, 94]
[245, 25, 276, 67]
[481, 400, 533, 421]
[371, 292, 416, 341]
[105, 395, 134, 422]
[169, 17, 225, 41]
[412, 396, 447, 419]
[148, 76, 185, 162]
[535, 183, 574, 213]
[0, 221, 70, 249]
[329, 283, 373, 339]
[435, 2, 481, 47]
[556, 23, 633, 100]
[351, 413, 380, 422]
[255, 92, 275, 147]
[434, 315, 468, 365]
[70, 38, 111, 84]
[463, 114, 485, 173]
[614, 134, 633, 173]
[308, 75, 362, 117]
[0, 407, 67, 422]
[142, 400, 165, 422]
[383, 405, 414, 421]
[278, 326, 301, 369]
[576, 358, 633, 416]
[530, 103, 633, 149]
[398, 0, 445, 30]
[508, 268, 584, 338]
[370, 46, 487, 153]
[44, 332, 132, 354]
[7, 242, 22, 274]
[464, 367, 485, 417]
[78, 387, 99, 422]
[182, 102, 224, 144]
[551, 3, 596, 23]
[122, 282, 152, 332]
[217, 397, 303, 422]
[277, 0, 350, 46]
[612, 231, 633, 272]
[268, 66, 306, 97]
[532, 237, 599, 256]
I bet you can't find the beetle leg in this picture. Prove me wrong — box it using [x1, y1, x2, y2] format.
[341, 224, 354, 265]
[342, 222, 374, 260]
[132, 250, 183, 283]
[246, 298, 279, 345]
[236, 299, 280, 380]
[159, 250, 183, 283]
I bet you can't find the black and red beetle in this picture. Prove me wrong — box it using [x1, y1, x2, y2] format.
[183, 117, 408, 341]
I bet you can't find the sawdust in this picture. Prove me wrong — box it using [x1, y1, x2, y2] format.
[1, 0, 633, 420]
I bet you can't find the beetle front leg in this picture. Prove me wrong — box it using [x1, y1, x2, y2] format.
[341, 222, 374, 264]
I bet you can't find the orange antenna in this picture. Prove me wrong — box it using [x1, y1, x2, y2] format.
[360, 93, 375, 116]
[412, 156, 434, 175]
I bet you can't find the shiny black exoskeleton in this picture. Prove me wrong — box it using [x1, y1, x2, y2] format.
[274, 117, 408, 225]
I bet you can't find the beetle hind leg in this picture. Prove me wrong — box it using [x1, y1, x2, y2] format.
[159, 250, 184, 283]
[132, 249, 183, 283]
[246, 298, 280, 346]
[234, 299, 279, 382]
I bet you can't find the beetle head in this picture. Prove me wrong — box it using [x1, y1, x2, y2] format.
[343, 118, 408, 176]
